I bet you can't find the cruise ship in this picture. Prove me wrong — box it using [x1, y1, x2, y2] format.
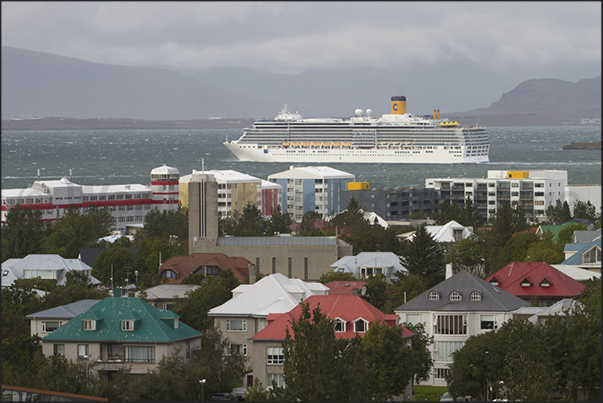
[224, 96, 489, 164]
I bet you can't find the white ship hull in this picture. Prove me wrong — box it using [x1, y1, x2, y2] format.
[224, 142, 489, 164]
[224, 96, 490, 164]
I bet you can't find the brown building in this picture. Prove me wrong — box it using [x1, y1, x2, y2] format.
[187, 172, 353, 281]
[159, 253, 250, 283]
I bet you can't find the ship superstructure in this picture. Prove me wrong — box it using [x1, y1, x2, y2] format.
[224, 96, 489, 164]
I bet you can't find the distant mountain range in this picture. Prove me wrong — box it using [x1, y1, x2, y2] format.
[1, 46, 600, 126]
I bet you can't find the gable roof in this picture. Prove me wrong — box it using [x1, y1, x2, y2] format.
[551, 265, 601, 281]
[407, 220, 473, 243]
[573, 228, 601, 243]
[485, 262, 585, 298]
[135, 284, 200, 300]
[330, 252, 406, 274]
[561, 239, 601, 266]
[42, 296, 201, 343]
[1, 254, 101, 288]
[250, 295, 413, 341]
[395, 270, 529, 312]
[208, 273, 329, 318]
[159, 253, 250, 283]
[324, 281, 367, 295]
[536, 222, 574, 241]
[26, 300, 102, 320]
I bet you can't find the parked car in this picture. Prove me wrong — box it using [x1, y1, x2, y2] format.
[210, 392, 236, 401]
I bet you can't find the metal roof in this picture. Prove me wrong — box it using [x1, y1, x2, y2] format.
[217, 236, 339, 246]
[26, 300, 102, 319]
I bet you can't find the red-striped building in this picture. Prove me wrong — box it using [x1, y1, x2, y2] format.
[1, 165, 179, 233]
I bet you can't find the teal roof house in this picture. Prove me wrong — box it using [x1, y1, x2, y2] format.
[42, 296, 202, 378]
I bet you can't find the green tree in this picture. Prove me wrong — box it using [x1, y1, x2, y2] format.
[299, 210, 323, 236]
[1, 205, 49, 260]
[499, 230, 540, 265]
[486, 202, 526, 275]
[525, 230, 565, 263]
[266, 205, 293, 235]
[172, 270, 239, 332]
[546, 199, 572, 223]
[92, 245, 135, 286]
[45, 205, 113, 258]
[390, 273, 427, 308]
[361, 274, 390, 313]
[573, 200, 600, 224]
[403, 322, 434, 384]
[42, 271, 109, 310]
[400, 224, 445, 288]
[238, 202, 268, 236]
[318, 271, 357, 283]
[136, 205, 189, 244]
[448, 234, 487, 276]
[556, 222, 587, 247]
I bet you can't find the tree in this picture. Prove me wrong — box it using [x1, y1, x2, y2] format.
[136, 205, 188, 243]
[448, 234, 487, 276]
[390, 273, 427, 308]
[573, 200, 600, 224]
[266, 205, 293, 235]
[318, 271, 357, 283]
[556, 222, 587, 247]
[280, 301, 367, 401]
[172, 271, 240, 332]
[361, 274, 390, 313]
[42, 271, 109, 310]
[1, 205, 49, 260]
[546, 199, 572, 223]
[486, 202, 528, 275]
[92, 245, 135, 286]
[400, 224, 445, 288]
[45, 205, 113, 258]
[499, 230, 540, 265]
[238, 202, 268, 236]
[403, 322, 434, 384]
[299, 210, 323, 236]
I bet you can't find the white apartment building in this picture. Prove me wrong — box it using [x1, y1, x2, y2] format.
[425, 170, 568, 222]
[268, 166, 355, 222]
[1, 165, 179, 232]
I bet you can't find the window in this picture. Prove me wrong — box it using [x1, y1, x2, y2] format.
[288, 257, 292, 278]
[333, 318, 346, 332]
[42, 321, 62, 333]
[405, 314, 421, 325]
[53, 344, 65, 356]
[226, 319, 247, 331]
[435, 314, 467, 335]
[108, 344, 123, 360]
[434, 341, 465, 362]
[77, 344, 89, 359]
[226, 344, 247, 356]
[258, 319, 268, 331]
[480, 315, 496, 330]
[272, 257, 276, 274]
[540, 279, 551, 287]
[2, 270, 8, 276]
[267, 347, 284, 365]
[470, 291, 482, 301]
[489, 278, 499, 286]
[267, 373, 285, 388]
[125, 346, 155, 363]
[186, 341, 191, 358]
[121, 320, 135, 331]
[428, 291, 440, 301]
[83, 320, 96, 331]
[521, 278, 532, 287]
[435, 368, 451, 379]
[449, 291, 462, 301]
[304, 257, 308, 279]
[353, 319, 368, 333]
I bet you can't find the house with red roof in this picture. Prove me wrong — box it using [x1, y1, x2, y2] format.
[323, 280, 367, 295]
[158, 253, 250, 283]
[248, 294, 414, 393]
[485, 261, 585, 307]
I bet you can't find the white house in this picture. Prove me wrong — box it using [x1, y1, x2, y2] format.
[2, 254, 101, 288]
[394, 270, 529, 386]
[407, 220, 473, 243]
[330, 251, 407, 280]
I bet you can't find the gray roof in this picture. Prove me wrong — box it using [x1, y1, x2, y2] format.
[26, 299, 102, 320]
[136, 284, 199, 300]
[394, 270, 529, 313]
[217, 236, 340, 246]
[573, 228, 601, 243]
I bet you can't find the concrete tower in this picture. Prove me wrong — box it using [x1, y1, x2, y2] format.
[188, 172, 219, 254]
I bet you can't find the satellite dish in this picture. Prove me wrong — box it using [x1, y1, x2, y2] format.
[355, 109, 363, 116]
[361, 285, 367, 296]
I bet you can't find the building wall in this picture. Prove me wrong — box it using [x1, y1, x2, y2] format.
[565, 185, 601, 215]
[248, 340, 286, 389]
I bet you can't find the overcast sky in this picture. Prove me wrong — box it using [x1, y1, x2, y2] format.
[2, 2, 600, 74]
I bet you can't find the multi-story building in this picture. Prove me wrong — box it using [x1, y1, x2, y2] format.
[1, 165, 179, 232]
[268, 166, 355, 222]
[187, 172, 353, 281]
[425, 170, 568, 221]
[394, 270, 529, 387]
[340, 183, 440, 221]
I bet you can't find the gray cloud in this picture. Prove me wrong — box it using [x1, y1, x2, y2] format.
[2, 2, 600, 78]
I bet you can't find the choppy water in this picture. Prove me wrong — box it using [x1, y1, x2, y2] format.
[1, 126, 601, 190]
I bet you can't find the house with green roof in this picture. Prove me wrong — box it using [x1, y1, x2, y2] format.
[535, 222, 574, 242]
[42, 296, 202, 379]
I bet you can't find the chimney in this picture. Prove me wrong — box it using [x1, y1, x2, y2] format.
[249, 263, 256, 284]
[445, 263, 453, 279]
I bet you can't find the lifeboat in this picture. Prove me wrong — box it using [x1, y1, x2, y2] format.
[312, 142, 321, 146]
[333, 142, 342, 146]
[302, 142, 311, 146]
[283, 142, 290, 146]
[322, 142, 331, 146]
[343, 142, 352, 147]
[292, 142, 301, 146]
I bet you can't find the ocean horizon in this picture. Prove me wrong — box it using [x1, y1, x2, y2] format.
[2, 125, 601, 191]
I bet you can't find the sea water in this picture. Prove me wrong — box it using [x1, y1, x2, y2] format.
[1, 126, 600, 190]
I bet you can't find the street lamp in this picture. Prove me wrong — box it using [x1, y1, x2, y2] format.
[199, 379, 206, 401]
[84, 354, 89, 389]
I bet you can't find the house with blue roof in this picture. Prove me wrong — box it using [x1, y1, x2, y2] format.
[561, 238, 601, 272]
[42, 295, 202, 379]
[26, 299, 102, 337]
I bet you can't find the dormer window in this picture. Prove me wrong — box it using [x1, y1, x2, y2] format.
[353, 319, 369, 333]
[449, 291, 462, 301]
[121, 320, 135, 331]
[174, 318, 179, 329]
[470, 291, 482, 301]
[2, 270, 8, 276]
[540, 278, 551, 288]
[428, 291, 440, 301]
[83, 320, 96, 331]
[333, 318, 346, 333]
[521, 278, 532, 287]
[489, 278, 499, 286]
[162, 270, 177, 279]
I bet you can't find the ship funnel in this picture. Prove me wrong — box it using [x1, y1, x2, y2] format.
[437, 109, 440, 120]
[391, 96, 406, 115]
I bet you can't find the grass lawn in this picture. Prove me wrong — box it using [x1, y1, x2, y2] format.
[412, 385, 449, 401]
